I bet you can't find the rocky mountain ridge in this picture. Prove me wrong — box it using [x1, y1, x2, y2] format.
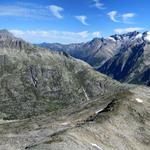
[0, 29, 124, 120]
[37, 31, 143, 67]
[98, 31, 150, 86]
[37, 31, 150, 86]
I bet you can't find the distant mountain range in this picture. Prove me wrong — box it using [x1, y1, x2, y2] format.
[37, 31, 150, 86]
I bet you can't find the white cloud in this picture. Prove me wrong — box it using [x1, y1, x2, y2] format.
[122, 13, 135, 19]
[62, 31, 88, 38]
[0, 6, 34, 17]
[10, 30, 59, 38]
[75, 16, 88, 25]
[108, 11, 136, 24]
[78, 31, 89, 38]
[9, 30, 100, 44]
[114, 27, 144, 34]
[122, 13, 135, 23]
[92, 0, 105, 9]
[0, 5, 55, 20]
[62, 31, 75, 35]
[10, 30, 25, 35]
[108, 11, 119, 22]
[92, 32, 100, 37]
[27, 30, 50, 36]
[48, 5, 64, 19]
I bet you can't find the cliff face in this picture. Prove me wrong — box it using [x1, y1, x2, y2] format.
[98, 39, 150, 86]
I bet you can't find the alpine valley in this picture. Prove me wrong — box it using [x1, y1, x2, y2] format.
[38, 31, 150, 86]
[0, 29, 150, 150]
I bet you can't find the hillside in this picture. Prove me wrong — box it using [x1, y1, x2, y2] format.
[0, 29, 124, 120]
[0, 85, 150, 150]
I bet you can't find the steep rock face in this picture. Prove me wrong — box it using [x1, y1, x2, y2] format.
[0, 29, 15, 39]
[98, 37, 150, 86]
[0, 30, 124, 119]
[98, 31, 150, 86]
[0, 29, 32, 51]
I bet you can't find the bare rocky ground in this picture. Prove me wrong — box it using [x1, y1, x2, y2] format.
[0, 85, 150, 150]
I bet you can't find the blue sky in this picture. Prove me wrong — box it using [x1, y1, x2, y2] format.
[0, 0, 150, 43]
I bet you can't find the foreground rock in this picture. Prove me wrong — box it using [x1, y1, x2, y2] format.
[0, 86, 150, 150]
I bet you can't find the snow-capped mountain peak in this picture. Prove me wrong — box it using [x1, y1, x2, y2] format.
[143, 31, 150, 42]
[135, 33, 143, 39]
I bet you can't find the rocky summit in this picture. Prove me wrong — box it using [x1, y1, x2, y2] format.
[0, 30, 150, 150]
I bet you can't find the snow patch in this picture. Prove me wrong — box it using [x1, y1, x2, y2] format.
[144, 34, 150, 42]
[0, 119, 17, 123]
[136, 98, 143, 103]
[147, 31, 150, 35]
[61, 122, 70, 126]
[135, 33, 142, 39]
[95, 109, 103, 114]
[107, 37, 116, 42]
[83, 89, 90, 100]
[91, 143, 103, 150]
